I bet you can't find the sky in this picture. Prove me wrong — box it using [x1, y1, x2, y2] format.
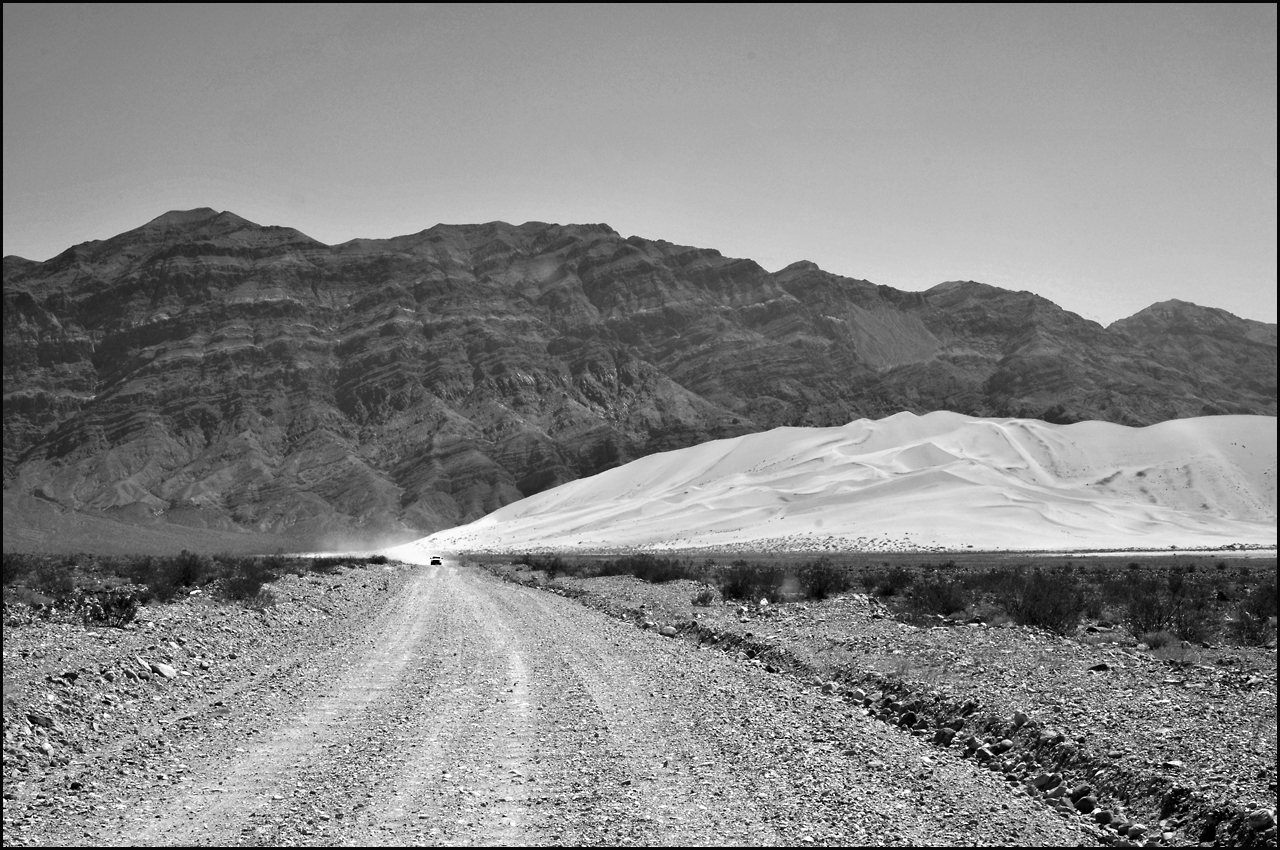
[3, 4, 1276, 326]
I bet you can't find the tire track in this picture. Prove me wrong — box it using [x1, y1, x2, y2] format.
[116, 566, 442, 845]
[37, 560, 1103, 847]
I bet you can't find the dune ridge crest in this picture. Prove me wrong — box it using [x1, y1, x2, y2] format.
[392, 412, 1277, 556]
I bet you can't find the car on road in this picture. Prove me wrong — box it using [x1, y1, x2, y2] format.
[429, 557, 443, 566]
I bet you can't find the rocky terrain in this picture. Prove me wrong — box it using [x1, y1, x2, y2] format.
[3, 555, 1275, 847]
[488, 559, 1279, 848]
[0, 559, 1118, 847]
[4, 209, 1276, 551]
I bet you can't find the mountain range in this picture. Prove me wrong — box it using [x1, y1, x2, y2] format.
[3, 208, 1276, 552]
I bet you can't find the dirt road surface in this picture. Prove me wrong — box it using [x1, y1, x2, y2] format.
[27, 562, 1096, 846]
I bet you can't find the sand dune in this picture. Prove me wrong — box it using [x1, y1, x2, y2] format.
[388, 412, 1277, 557]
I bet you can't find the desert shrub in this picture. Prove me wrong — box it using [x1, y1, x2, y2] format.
[1230, 578, 1278, 645]
[6, 586, 55, 611]
[32, 558, 76, 598]
[2, 553, 38, 586]
[961, 567, 1018, 595]
[597, 554, 694, 584]
[262, 553, 289, 572]
[247, 587, 277, 609]
[1168, 591, 1215, 643]
[310, 557, 346, 574]
[801, 559, 851, 600]
[1124, 576, 1176, 636]
[541, 557, 570, 578]
[691, 586, 718, 607]
[221, 557, 279, 602]
[1229, 607, 1275, 646]
[860, 566, 914, 597]
[368, 554, 389, 565]
[1153, 641, 1201, 666]
[720, 560, 757, 600]
[1122, 574, 1216, 642]
[999, 569, 1085, 635]
[984, 608, 1015, 628]
[213, 554, 265, 584]
[909, 578, 971, 618]
[143, 551, 214, 602]
[78, 585, 149, 628]
[718, 560, 786, 602]
[116, 555, 156, 586]
[1141, 630, 1178, 650]
[515, 555, 582, 578]
[1251, 577, 1278, 617]
[873, 566, 914, 597]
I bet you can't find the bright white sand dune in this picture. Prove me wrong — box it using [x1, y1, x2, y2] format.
[387, 412, 1277, 558]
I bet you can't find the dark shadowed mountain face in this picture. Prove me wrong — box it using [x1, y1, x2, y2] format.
[4, 209, 1276, 548]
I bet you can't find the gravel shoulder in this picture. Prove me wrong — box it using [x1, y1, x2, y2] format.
[4, 560, 1107, 846]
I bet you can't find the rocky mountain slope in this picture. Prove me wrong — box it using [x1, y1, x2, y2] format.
[4, 209, 1276, 549]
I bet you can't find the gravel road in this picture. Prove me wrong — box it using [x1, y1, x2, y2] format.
[12, 562, 1098, 846]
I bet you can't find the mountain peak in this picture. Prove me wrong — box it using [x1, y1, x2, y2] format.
[141, 208, 257, 229]
[144, 208, 221, 227]
[1114, 299, 1248, 328]
[780, 260, 821, 273]
[1110, 298, 1276, 346]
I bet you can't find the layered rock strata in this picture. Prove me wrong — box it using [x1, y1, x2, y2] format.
[4, 209, 1275, 546]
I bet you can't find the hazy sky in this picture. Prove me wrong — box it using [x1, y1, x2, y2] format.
[4, 4, 1276, 325]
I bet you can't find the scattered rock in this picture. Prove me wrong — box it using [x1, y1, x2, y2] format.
[1037, 729, 1065, 747]
[149, 662, 177, 679]
[1029, 772, 1058, 790]
[1247, 809, 1275, 831]
[1088, 662, 1110, 672]
[658, 625, 678, 638]
[25, 713, 56, 729]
